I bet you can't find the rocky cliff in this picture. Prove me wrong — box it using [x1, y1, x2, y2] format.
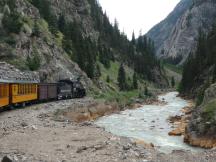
[147, 0, 216, 64]
[0, 0, 92, 87]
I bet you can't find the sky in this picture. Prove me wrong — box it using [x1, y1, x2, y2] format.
[98, 0, 180, 39]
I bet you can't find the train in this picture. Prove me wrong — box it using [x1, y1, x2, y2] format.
[0, 79, 86, 110]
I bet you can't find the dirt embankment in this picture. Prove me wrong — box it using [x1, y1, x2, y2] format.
[168, 101, 194, 136]
[59, 97, 164, 123]
[182, 83, 216, 149]
[168, 99, 216, 149]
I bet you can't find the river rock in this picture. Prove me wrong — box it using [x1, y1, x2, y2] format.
[1, 156, 13, 162]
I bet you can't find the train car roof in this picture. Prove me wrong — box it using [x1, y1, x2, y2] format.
[0, 79, 39, 84]
[38, 83, 58, 85]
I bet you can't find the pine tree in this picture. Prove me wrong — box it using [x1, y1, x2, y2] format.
[171, 76, 175, 88]
[212, 64, 216, 83]
[106, 75, 110, 83]
[117, 64, 127, 91]
[131, 31, 136, 45]
[95, 64, 101, 78]
[58, 14, 66, 33]
[133, 72, 138, 89]
[144, 86, 149, 96]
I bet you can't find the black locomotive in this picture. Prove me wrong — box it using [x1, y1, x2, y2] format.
[57, 79, 86, 99]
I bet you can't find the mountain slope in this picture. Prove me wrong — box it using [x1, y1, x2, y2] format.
[0, 0, 168, 92]
[147, 0, 216, 64]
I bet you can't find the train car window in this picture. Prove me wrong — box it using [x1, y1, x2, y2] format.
[0, 85, 1, 97]
[25, 84, 27, 94]
[24, 85, 26, 94]
[27, 84, 29, 94]
[32, 85, 34, 93]
[2, 85, 4, 97]
[0, 85, 3, 98]
[34, 84, 36, 93]
[21, 84, 23, 94]
[29, 84, 31, 94]
[30, 84, 32, 94]
[32, 84, 34, 93]
[6, 84, 9, 97]
[18, 85, 20, 94]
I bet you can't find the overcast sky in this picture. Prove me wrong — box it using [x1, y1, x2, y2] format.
[98, 0, 180, 39]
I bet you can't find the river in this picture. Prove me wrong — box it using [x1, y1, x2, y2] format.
[95, 92, 203, 153]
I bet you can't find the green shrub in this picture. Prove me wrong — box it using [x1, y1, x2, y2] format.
[2, 11, 23, 34]
[26, 49, 41, 71]
[202, 99, 216, 122]
[4, 35, 16, 45]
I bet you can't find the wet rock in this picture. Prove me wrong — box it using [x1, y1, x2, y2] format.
[1, 156, 13, 162]
[123, 145, 131, 151]
[76, 146, 87, 153]
[94, 144, 105, 150]
[168, 115, 182, 123]
[31, 125, 37, 130]
[20, 122, 28, 127]
[172, 150, 186, 154]
[80, 122, 92, 126]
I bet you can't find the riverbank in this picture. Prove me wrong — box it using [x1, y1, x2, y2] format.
[1, 94, 216, 161]
[59, 91, 165, 123]
[0, 98, 155, 162]
[168, 96, 216, 149]
[168, 101, 194, 136]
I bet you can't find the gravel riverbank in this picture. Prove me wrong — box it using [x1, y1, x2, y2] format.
[0, 97, 216, 162]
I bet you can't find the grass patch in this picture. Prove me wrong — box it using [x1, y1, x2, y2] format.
[95, 90, 140, 108]
[202, 99, 216, 122]
[164, 63, 183, 74]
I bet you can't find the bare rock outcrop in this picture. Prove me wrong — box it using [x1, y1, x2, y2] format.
[0, 62, 39, 82]
[184, 83, 216, 148]
[147, 0, 216, 64]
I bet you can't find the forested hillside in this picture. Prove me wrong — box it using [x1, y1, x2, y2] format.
[180, 25, 216, 102]
[180, 22, 216, 147]
[0, 0, 168, 93]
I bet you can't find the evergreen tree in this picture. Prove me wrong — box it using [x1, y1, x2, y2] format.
[144, 86, 149, 96]
[133, 72, 138, 89]
[131, 31, 136, 45]
[2, 11, 23, 34]
[58, 14, 66, 33]
[118, 64, 127, 91]
[171, 76, 175, 88]
[106, 75, 110, 83]
[26, 51, 41, 71]
[95, 64, 101, 78]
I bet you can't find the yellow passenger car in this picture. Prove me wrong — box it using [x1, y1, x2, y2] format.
[0, 83, 9, 109]
[11, 83, 38, 104]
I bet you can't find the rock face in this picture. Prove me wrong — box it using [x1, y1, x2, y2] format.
[184, 83, 216, 148]
[0, 0, 93, 86]
[0, 62, 39, 82]
[147, 0, 216, 64]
